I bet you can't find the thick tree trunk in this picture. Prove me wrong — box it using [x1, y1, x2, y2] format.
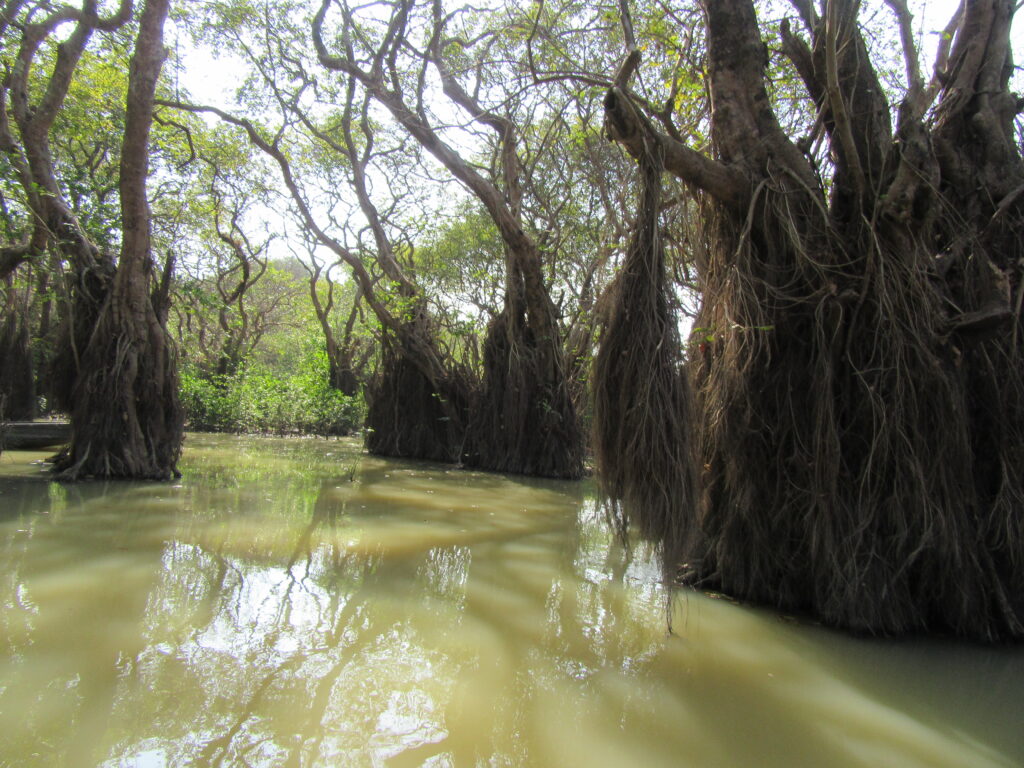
[365, 317, 470, 464]
[681, 0, 1024, 639]
[358, 296, 469, 465]
[0, 284, 36, 420]
[53, 0, 183, 480]
[327, 353, 360, 398]
[930, 0, 1024, 635]
[689, 0, 1024, 639]
[463, 241, 584, 479]
[604, 0, 1024, 640]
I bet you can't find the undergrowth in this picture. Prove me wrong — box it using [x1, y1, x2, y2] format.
[180, 350, 363, 436]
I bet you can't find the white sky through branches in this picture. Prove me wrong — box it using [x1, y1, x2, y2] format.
[166, 1, 1024, 278]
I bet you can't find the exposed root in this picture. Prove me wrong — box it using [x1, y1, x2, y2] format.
[464, 305, 584, 479]
[684, 179, 1024, 640]
[592, 139, 697, 567]
[52, 295, 183, 480]
[364, 334, 469, 464]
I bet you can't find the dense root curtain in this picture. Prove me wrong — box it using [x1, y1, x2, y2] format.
[463, 237, 584, 480]
[365, 323, 470, 465]
[52, 0, 183, 480]
[465, 292, 584, 480]
[593, 96, 697, 564]
[0, 288, 36, 421]
[604, 0, 1024, 640]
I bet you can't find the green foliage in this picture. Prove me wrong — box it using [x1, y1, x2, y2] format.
[413, 203, 504, 323]
[180, 344, 364, 436]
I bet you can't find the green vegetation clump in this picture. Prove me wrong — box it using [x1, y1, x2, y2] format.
[180, 349, 363, 437]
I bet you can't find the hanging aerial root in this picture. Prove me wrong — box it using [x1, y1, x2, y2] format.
[0, 306, 36, 420]
[365, 335, 469, 465]
[592, 136, 697, 568]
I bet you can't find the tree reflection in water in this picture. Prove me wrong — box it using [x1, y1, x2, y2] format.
[1, 435, 1023, 768]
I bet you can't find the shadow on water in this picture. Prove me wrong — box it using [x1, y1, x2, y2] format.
[657, 592, 1024, 768]
[0, 474, 53, 520]
[0, 434, 1022, 767]
[0, 455, 186, 768]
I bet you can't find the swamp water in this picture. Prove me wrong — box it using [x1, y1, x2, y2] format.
[1, 433, 1022, 768]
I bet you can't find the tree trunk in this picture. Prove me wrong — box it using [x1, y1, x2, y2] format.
[312, 6, 583, 478]
[53, 0, 183, 480]
[605, 0, 1024, 640]
[930, 0, 1024, 636]
[365, 328, 468, 464]
[0, 281, 36, 421]
[463, 240, 584, 479]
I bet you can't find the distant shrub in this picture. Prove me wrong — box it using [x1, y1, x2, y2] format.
[180, 352, 364, 436]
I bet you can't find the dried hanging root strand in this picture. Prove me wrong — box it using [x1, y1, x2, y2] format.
[593, 132, 698, 570]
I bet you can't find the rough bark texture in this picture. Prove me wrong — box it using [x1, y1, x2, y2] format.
[48, 257, 115, 413]
[52, 0, 183, 480]
[605, 0, 1024, 640]
[0, 288, 35, 420]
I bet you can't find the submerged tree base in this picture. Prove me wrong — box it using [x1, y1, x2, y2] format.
[52, 298, 184, 480]
[364, 340, 468, 465]
[464, 307, 584, 480]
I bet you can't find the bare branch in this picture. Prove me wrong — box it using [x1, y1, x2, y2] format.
[884, 0, 925, 109]
[788, 0, 818, 31]
[0, 240, 33, 280]
[924, 0, 964, 108]
[603, 87, 748, 208]
[612, 0, 640, 87]
[823, 0, 866, 201]
[779, 16, 822, 104]
[156, 98, 400, 335]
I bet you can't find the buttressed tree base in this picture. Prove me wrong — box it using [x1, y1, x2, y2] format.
[604, 0, 1024, 641]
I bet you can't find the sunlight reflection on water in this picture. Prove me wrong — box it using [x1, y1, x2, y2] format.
[1, 434, 1023, 767]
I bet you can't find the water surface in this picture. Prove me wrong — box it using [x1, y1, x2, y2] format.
[1, 434, 1022, 767]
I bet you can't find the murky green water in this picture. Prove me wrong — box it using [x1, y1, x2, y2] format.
[1, 434, 1022, 767]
